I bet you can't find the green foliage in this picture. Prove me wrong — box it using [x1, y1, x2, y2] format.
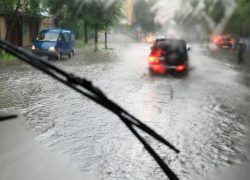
[238, 0, 250, 13]
[0, 0, 42, 16]
[45, 0, 123, 39]
[101, 0, 123, 30]
[76, 39, 84, 49]
[1, 0, 42, 42]
[0, 0, 17, 11]
[190, 0, 198, 8]
[209, 1, 225, 23]
[0, 53, 16, 61]
[237, 0, 250, 24]
[177, 0, 250, 36]
[74, 0, 123, 30]
[225, 0, 250, 36]
[203, 0, 225, 23]
[25, 0, 42, 16]
[133, 0, 159, 33]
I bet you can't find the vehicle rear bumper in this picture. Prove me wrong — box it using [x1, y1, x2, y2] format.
[32, 49, 58, 57]
[149, 63, 187, 73]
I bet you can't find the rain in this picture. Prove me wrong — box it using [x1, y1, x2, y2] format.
[1, 0, 250, 179]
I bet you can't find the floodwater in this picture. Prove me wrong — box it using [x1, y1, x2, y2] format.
[1, 40, 250, 180]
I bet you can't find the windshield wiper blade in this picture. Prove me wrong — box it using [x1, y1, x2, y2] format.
[0, 114, 18, 122]
[0, 40, 180, 180]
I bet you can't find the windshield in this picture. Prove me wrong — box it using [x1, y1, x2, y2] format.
[1, 0, 250, 180]
[37, 31, 59, 41]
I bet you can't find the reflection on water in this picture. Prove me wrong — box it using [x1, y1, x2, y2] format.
[0, 44, 250, 179]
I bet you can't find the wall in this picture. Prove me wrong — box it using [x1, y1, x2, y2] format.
[0, 17, 7, 40]
[22, 20, 30, 46]
[122, 0, 134, 25]
[40, 16, 54, 31]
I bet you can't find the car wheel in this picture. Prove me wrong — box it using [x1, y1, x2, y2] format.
[68, 51, 73, 59]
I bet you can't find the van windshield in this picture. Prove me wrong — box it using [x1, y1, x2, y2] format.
[37, 31, 59, 41]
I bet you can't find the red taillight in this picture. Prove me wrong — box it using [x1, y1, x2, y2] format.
[176, 65, 185, 72]
[148, 49, 162, 64]
[212, 35, 222, 44]
[151, 65, 165, 74]
[148, 55, 158, 63]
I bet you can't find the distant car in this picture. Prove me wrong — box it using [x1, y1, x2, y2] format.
[214, 36, 234, 48]
[142, 34, 155, 44]
[148, 38, 190, 75]
[32, 29, 75, 60]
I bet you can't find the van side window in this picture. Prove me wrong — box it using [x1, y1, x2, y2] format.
[71, 34, 75, 41]
[58, 33, 65, 42]
[63, 33, 70, 43]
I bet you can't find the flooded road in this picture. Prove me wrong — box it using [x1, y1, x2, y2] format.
[1, 42, 250, 179]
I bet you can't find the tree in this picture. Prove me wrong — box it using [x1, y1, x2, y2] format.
[176, 0, 236, 36]
[72, 0, 123, 50]
[133, 0, 158, 34]
[1, 0, 22, 41]
[45, 0, 83, 38]
[25, 0, 43, 16]
[219, 0, 250, 37]
[0, 0, 41, 56]
[46, 0, 70, 27]
[234, 0, 250, 35]
[72, 1, 95, 44]
[83, 1, 108, 51]
[205, 0, 225, 24]
[46, 0, 123, 51]
[0, 0, 42, 41]
[0, 0, 18, 11]
[98, 0, 123, 49]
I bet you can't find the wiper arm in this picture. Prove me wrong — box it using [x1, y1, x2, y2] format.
[0, 114, 18, 122]
[0, 40, 180, 180]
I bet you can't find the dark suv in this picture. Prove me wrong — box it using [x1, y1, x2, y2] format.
[148, 38, 190, 75]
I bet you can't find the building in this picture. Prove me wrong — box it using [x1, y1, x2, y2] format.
[122, 0, 134, 25]
[0, 3, 54, 47]
[0, 16, 7, 42]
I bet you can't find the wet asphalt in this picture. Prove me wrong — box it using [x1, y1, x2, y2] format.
[0, 41, 250, 180]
